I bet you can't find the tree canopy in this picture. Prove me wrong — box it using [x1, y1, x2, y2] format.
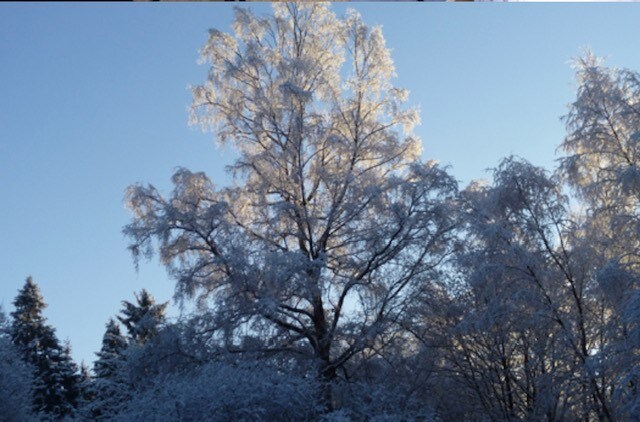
[124, 4, 458, 406]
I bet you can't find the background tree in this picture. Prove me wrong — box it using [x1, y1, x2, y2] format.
[94, 319, 128, 380]
[124, 3, 458, 411]
[85, 291, 167, 419]
[10, 277, 80, 418]
[0, 308, 33, 421]
[118, 289, 168, 346]
[85, 318, 130, 420]
[76, 362, 96, 418]
[56, 340, 81, 413]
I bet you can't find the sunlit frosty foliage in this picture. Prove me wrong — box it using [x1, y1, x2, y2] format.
[561, 51, 640, 210]
[560, 51, 640, 264]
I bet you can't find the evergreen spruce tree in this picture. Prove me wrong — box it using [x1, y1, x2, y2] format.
[0, 307, 34, 420]
[76, 361, 95, 416]
[117, 289, 167, 345]
[94, 319, 127, 379]
[10, 277, 79, 418]
[86, 291, 166, 420]
[58, 341, 81, 413]
[88, 318, 129, 419]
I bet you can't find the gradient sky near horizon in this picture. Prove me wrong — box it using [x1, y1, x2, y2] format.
[2, 2, 640, 367]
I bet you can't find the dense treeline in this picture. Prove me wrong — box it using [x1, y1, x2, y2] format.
[3, 4, 640, 420]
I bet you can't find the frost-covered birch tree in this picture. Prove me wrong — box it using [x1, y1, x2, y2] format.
[560, 52, 640, 420]
[453, 158, 614, 420]
[124, 3, 457, 407]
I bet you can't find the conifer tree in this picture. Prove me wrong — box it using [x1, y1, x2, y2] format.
[77, 362, 95, 414]
[118, 289, 167, 345]
[10, 277, 80, 418]
[87, 318, 130, 419]
[94, 318, 128, 379]
[85, 293, 166, 419]
[58, 341, 81, 411]
[0, 307, 33, 420]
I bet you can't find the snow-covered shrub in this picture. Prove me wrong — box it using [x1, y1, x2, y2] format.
[327, 380, 437, 421]
[117, 362, 321, 421]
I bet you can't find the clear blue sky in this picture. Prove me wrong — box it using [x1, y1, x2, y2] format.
[2, 3, 640, 367]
